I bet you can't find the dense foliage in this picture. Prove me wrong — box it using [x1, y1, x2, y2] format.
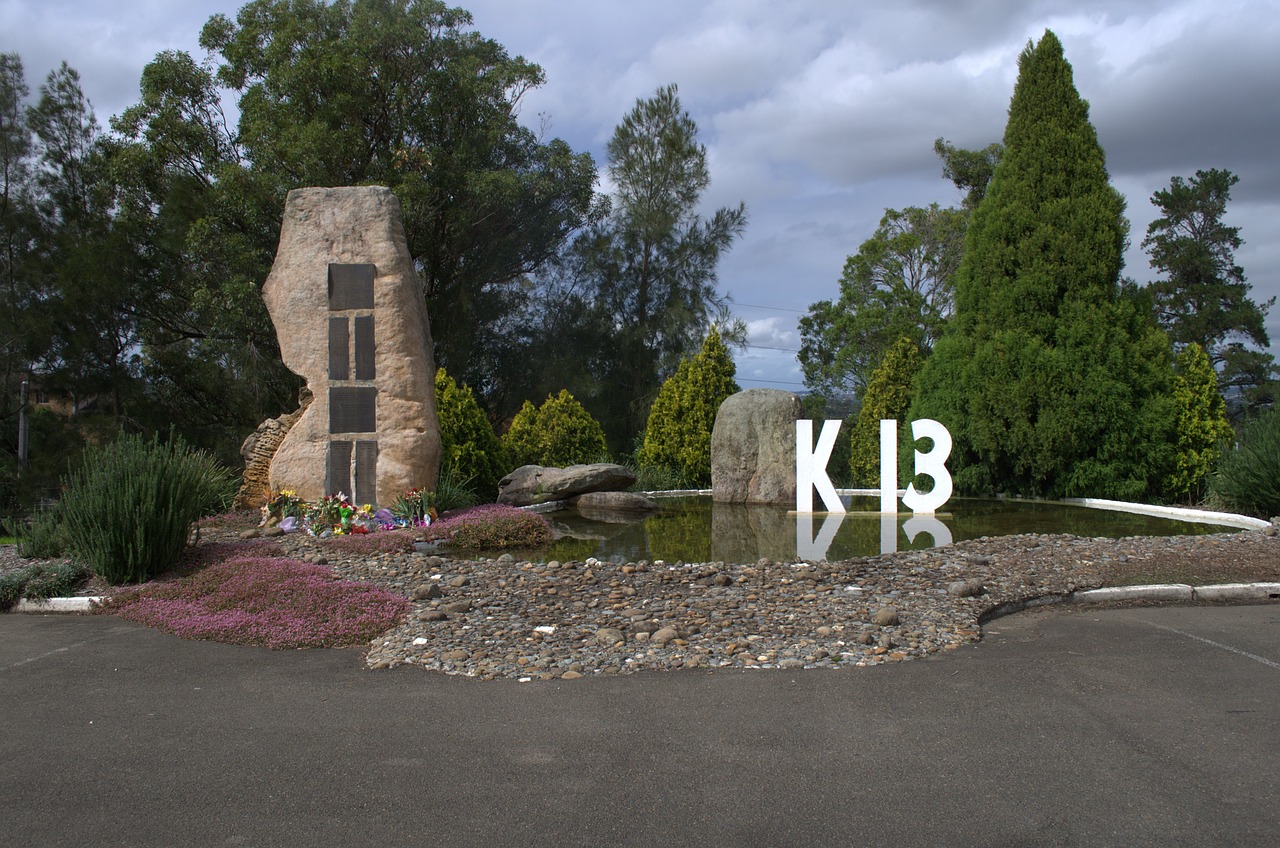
[909, 31, 1177, 500]
[637, 328, 740, 485]
[502, 390, 609, 468]
[434, 368, 509, 498]
[848, 337, 925, 487]
[57, 434, 236, 583]
[1210, 407, 1280, 519]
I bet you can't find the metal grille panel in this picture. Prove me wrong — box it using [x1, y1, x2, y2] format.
[329, 386, 377, 433]
[328, 264, 375, 310]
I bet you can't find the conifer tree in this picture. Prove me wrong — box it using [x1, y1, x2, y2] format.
[910, 31, 1176, 499]
[638, 327, 740, 484]
[1164, 344, 1232, 502]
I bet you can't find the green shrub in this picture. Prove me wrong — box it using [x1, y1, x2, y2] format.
[435, 368, 509, 497]
[58, 433, 237, 584]
[0, 570, 24, 609]
[1210, 407, 1280, 519]
[502, 390, 609, 468]
[637, 327, 740, 485]
[16, 505, 67, 559]
[19, 562, 89, 601]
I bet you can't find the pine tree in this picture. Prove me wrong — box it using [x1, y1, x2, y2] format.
[637, 327, 740, 484]
[910, 31, 1176, 499]
[848, 337, 924, 487]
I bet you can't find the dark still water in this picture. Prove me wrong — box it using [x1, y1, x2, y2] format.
[477, 495, 1241, 564]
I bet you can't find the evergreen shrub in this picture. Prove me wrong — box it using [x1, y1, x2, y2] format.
[502, 390, 609, 468]
[1164, 343, 1233, 502]
[849, 337, 924, 487]
[637, 328, 740, 485]
[58, 434, 237, 584]
[434, 368, 509, 497]
[16, 506, 67, 559]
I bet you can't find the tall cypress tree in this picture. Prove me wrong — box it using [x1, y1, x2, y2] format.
[911, 31, 1175, 499]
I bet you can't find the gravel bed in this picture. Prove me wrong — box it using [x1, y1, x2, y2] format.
[5, 522, 1277, 681]
[282, 524, 1279, 681]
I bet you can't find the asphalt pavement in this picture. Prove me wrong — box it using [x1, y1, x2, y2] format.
[3, 603, 1278, 847]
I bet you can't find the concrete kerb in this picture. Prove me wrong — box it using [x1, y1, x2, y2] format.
[979, 582, 1280, 625]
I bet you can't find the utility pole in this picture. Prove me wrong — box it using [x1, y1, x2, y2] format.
[17, 379, 29, 466]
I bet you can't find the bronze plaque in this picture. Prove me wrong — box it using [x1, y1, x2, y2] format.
[329, 386, 377, 433]
[353, 315, 375, 380]
[328, 317, 349, 380]
[354, 440, 378, 505]
[328, 263, 375, 310]
[327, 440, 353, 497]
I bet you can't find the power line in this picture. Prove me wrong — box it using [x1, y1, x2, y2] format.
[743, 343, 801, 353]
[733, 302, 807, 314]
[738, 377, 807, 387]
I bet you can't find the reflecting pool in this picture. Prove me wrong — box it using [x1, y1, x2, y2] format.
[478, 494, 1245, 564]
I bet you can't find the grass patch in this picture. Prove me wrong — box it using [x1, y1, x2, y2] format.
[421, 504, 552, 549]
[99, 556, 409, 649]
[0, 561, 91, 608]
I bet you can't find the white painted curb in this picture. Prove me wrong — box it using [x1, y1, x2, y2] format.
[1193, 583, 1280, 601]
[1074, 584, 1194, 602]
[1062, 498, 1271, 530]
[15, 597, 102, 613]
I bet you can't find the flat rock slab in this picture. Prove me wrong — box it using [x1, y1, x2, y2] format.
[573, 491, 660, 523]
[497, 464, 637, 507]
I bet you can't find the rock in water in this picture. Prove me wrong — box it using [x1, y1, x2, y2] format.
[711, 389, 804, 504]
[262, 186, 441, 505]
[573, 491, 660, 523]
[497, 464, 637, 507]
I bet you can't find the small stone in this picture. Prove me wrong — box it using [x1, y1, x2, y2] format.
[815, 626, 834, 638]
[561, 671, 583, 680]
[448, 576, 470, 588]
[593, 627, 626, 646]
[779, 659, 805, 669]
[496, 553, 515, 566]
[947, 579, 984, 598]
[650, 627, 679, 645]
[712, 573, 733, 587]
[239, 528, 261, 539]
[261, 527, 285, 538]
[423, 555, 445, 569]
[442, 600, 472, 614]
[413, 583, 443, 600]
[872, 607, 900, 627]
[417, 610, 448, 622]
[441, 650, 467, 661]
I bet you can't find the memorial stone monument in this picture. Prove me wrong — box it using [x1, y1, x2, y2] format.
[261, 186, 441, 505]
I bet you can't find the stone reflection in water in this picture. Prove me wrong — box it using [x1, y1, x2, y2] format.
[711, 503, 795, 563]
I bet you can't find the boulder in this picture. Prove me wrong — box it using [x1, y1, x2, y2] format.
[711, 389, 803, 504]
[262, 186, 441, 505]
[573, 491, 659, 523]
[497, 464, 637, 507]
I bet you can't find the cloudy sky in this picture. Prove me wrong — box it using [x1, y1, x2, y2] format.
[4, 0, 1278, 390]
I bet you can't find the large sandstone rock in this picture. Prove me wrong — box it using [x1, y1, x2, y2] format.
[233, 388, 312, 510]
[263, 186, 441, 505]
[711, 389, 803, 504]
[497, 464, 637, 507]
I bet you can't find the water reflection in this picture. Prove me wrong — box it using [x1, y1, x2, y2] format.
[496, 495, 1238, 564]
